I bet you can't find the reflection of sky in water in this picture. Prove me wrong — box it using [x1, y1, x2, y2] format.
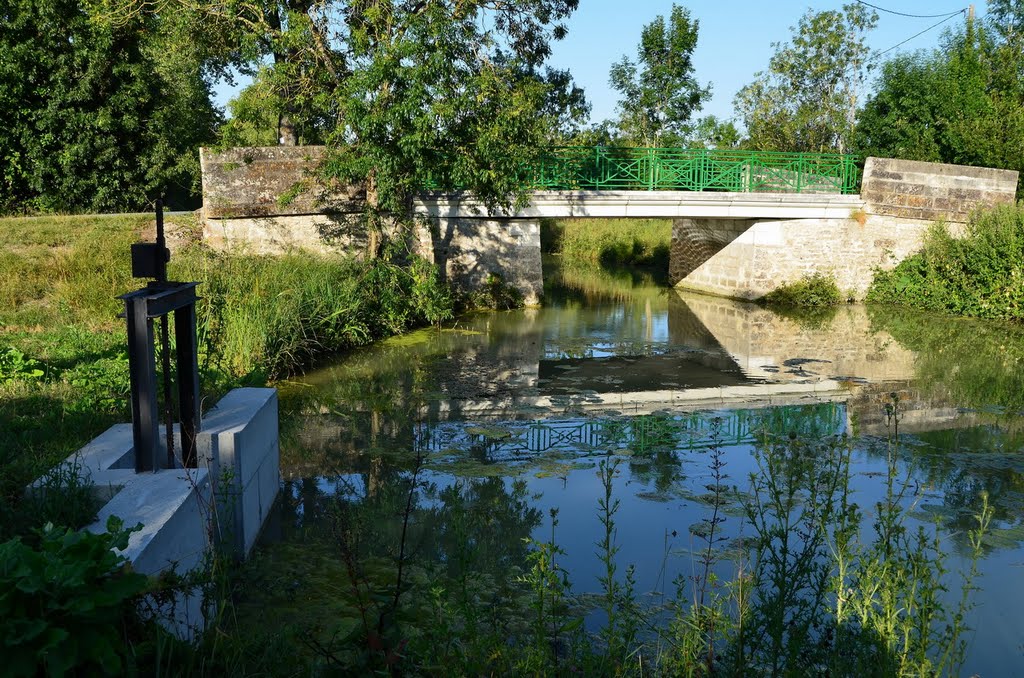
[282, 264, 1024, 674]
[279, 404, 1024, 675]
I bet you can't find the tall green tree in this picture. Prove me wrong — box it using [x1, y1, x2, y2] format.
[104, 0, 587, 213]
[734, 3, 877, 153]
[855, 15, 1024, 190]
[0, 0, 220, 213]
[608, 4, 710, 147]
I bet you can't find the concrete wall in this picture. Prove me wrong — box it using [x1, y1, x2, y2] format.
[671, 157, 1020, 300]
[197, 388, 280, 559]
[31, 388, 281, 641]
[200, 147, 543, 304]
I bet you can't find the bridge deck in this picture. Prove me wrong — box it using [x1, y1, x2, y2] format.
[415, 190, 864, 220]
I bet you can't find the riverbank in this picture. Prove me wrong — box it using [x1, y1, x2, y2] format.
[541, 218, 671, 271]
[0, 213, 460, 537]
[868, 203, 1024, 320]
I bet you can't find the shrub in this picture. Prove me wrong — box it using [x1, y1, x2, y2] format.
[0, 516, 148, 676]
[868, 204, 1024, 320]
[761, 272, 843, 307]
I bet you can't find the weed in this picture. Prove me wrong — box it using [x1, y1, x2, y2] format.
[760, 272, 843, 307]
[0, 516, 148, 677]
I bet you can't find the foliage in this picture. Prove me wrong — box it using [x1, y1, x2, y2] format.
[541, 218, 671, 271]
[171, 244, 453, 380]
[0, 214, 456, 541]
[761, 272, 843, 307]
[735, 3, 877, 153]
[0, 0, 219, 213]
[608, 4, 710, 147]
[855, 16, 1024, 192]
[0, 516, 148, 677]
[867, 204, 1024, 320]
[461, 273, 525, 311]
[868, 305, 1024, 412]
[0, 348, 43, 384]
[103, 1, 588, 215]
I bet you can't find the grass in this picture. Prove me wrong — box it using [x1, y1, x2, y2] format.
[541, 218, 671, 270]
[0, 213, 454, 538]
[760, 271, 843, 307]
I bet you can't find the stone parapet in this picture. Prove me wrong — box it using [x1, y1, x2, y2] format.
[861, 156, 1017, 223]
[200, 146, 364, 219]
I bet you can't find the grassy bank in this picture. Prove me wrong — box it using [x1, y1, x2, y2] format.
[541, 218, 671, 270]
[0, 214, 454, 537]
[868, 203, 1024, 320]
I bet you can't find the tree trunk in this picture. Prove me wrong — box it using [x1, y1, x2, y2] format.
[279, 112, 297, 146]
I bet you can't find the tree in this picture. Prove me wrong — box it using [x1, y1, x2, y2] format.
[734, 3, 877, 153]
[0, 0, 220, 213]
[855, 15, 1024, 191]
[608, 4, 710, 147]
[103, 1, 587, 214]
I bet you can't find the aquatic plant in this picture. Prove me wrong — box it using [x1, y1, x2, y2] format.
[760, 271, 843, 307]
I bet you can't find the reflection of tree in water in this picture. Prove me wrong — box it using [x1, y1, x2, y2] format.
[869, 305, 1024, 412]
[275, 473, 542, 579]
[892, 425, 1024, 551]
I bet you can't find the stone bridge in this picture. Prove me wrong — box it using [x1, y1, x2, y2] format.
[200, 147, 1017, 305]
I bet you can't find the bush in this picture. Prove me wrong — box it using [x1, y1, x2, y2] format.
[867, 204, 1024, 320]
[0, 516, 148, 676]
[761, 273, 843, 307]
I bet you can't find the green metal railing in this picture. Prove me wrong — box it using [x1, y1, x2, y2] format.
[522, 146, 860, 194]
[423, 147, 860, 194]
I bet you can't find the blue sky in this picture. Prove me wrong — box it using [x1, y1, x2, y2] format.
[212, 0, 976, 125]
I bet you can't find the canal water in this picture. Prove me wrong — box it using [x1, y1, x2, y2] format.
[261, 260, 1024, 674]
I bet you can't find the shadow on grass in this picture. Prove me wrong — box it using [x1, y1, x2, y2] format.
[0, 388, 125, 539]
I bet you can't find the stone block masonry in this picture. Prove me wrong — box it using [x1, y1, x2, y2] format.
[431, 218, 543, 306]
[670, 157, 1019, 300]
[200, 146, 543, 305]
[861, 157, 1017, 223]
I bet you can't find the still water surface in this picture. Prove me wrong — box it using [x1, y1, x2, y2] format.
[267, 261, 1024, 674]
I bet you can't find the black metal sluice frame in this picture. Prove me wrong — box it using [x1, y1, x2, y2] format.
[120, 282, 201, 472]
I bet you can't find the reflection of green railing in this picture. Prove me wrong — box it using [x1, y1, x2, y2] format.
[418, 404, 846, 460]
[426, 147, 860, 195]
[524, 147, 860, 194]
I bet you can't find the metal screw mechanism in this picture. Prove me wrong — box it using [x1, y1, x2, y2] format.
[120, 197, 201, 472]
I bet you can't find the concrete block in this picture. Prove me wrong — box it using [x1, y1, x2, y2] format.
[197, 387, 280, 559]
[30, 387, 282, 641]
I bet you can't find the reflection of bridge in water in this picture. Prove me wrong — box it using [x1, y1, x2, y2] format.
[417, 402, 846, 461]
[411, 289, 977, 438]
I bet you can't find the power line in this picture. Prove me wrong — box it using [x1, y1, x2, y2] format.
[855, 0, 966, 19]
[876, 9, 968, 57]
